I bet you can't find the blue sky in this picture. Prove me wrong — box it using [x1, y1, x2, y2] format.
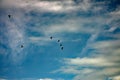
[0, 0, 120, 80]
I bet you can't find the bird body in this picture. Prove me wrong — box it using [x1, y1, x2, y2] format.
[50, 36, 52, 39]
[58, 40, 60, 42]
[21, 45, 24, 48]
[8, 15, 11, 18]
[60, 43, 62, 46]
[61, 47, 63, 50]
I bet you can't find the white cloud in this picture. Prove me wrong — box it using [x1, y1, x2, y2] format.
[37, 78, 64, 80]
[38, 16, 108, 36]
[110, 75, 120, 80]
[29, 35, 82, 46]
[0, 6, 28, 65]
[4, 20, 27, 64]
[1, 0, 115, 36]
[64, 57, 115, 67]
[110, 6, 120, 16]
[29, 36, 51, 42]
[89, 40, 120, 50]
[2, 0, 89, 12]
[0, 78, 7, 80]
[0, 0, 106, 13]
[80, 33, 99, 56]
[15, 78, 59, 80]
[55, 36, 120, 80]
[1, 0, 120, 78]
[37, 78, 54, 80]
[0, 0, 78, 12]
[28, 36, 57, 46]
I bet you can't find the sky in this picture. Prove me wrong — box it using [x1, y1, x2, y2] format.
[0, 0, 120, 80]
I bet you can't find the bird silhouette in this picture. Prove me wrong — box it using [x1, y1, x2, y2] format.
[58, 40, 60, 42]
[8, 15, 11, 18]
[60, 43, 62, 46]
[21, 45, 24, 48]
[50, 36, 53, 39]
[61, 47, 63, 50]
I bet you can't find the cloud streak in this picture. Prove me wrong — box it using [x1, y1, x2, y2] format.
[55, 39, 120, 80]
[0, 0, 95, 12]
[0, 0, 120, 79]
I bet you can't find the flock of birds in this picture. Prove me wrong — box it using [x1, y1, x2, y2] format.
[50, 36, 64, 50]
[8, 15, 64, 50]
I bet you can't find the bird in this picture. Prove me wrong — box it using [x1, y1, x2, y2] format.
[49, 36, 64, 51]
[57, 40, 60, 42]
[61, 47, 63, 50]
[50, 36, 53, 39]
[8, 15, 11, 18]
[60, 43, 62, 46]
[21, 45, 24, 48]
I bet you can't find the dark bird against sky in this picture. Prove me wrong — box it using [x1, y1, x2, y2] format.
[61, 47, 63, 50]
[60, 43, 62, 46]
[50, 36, 52, 39]
[8, 15, 11, 18]
[58, 40, 60, 42]
[21, 45, 24, 48]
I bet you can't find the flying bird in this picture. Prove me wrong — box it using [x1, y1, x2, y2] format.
[21, 45, 24, 48]
[8, 15, 11, 18]
[50, 36, 53, 39]
[49, 36, 64, 50]
[58, 40, 60, 42]
[61, 47, 63, 50]
[60, 43, 62, 46]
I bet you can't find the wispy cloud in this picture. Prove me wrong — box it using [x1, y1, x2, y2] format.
[21, 78, 55, 80]
[37, 78, 54, 80]
[50, 4, 120, 79]
[28, 36, 57, 46]
[0, 0, 120, 79]
[0, 0, 93, 12]
[55, 38, 120, 80]
[1, 0, 119, 64]
[0, 78, 7, 80]
[37, 78, 64, 80]
[0, 6, 28, 65]
[109, 75, 120, 80]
